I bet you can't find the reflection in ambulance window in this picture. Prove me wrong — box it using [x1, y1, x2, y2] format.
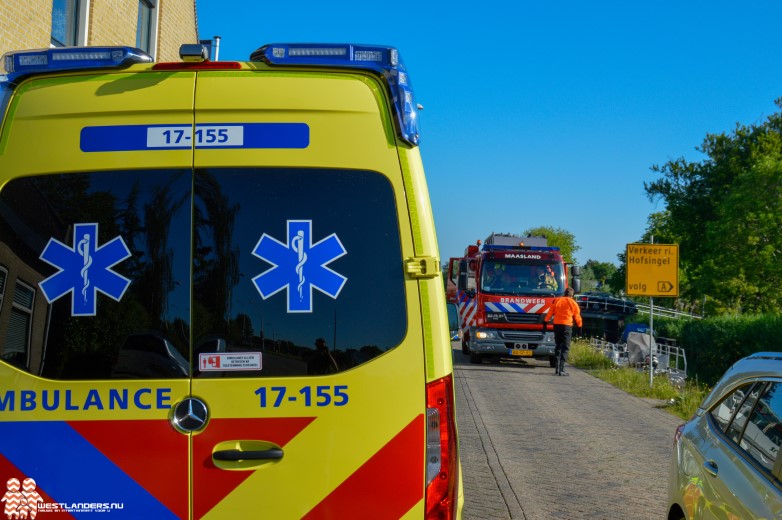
[0, 168, 405, 380]
[0, 170, 192, 380]
[112, 331, 189, 379]
[192, 168, 406, 378]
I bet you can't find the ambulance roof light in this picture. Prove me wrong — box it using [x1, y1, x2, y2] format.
[2, 46, 153, 82]
[249, 43, 420, 146]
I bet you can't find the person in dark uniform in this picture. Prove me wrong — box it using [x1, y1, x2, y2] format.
[307, 337, 339, 375]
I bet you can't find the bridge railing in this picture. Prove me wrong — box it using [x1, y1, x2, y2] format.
[634, 304, 702, 320]
[588, 336, 688, 383]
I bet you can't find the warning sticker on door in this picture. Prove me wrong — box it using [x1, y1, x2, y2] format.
[199, 353, 263, 371]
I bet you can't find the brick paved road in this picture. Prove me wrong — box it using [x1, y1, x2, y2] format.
[454, 345, 682, 519]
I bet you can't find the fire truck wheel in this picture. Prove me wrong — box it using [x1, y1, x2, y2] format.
[469, 353, 482, 364]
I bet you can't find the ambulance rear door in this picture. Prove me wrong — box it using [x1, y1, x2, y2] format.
[187, 68, 428, 518]
[0, 62, 196, 518]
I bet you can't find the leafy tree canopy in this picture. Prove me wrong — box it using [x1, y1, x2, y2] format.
[521, 226, 580, 264]
[644, 98, 782, 314]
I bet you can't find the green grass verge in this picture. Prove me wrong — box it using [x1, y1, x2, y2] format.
[568, 340, 711, 421]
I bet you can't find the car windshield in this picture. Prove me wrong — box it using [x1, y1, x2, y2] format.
[481, 261, 564, 296]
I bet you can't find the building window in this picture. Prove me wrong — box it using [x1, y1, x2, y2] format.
[4, 281, 35, 370]
[51, 0, 81, 47]
[137, 0, 158, 56]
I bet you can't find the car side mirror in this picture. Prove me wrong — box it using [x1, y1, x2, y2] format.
[458, 260, 468, 291]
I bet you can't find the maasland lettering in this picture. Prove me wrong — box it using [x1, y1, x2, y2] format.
[0, 388, 172, 412]
[504, 254, 542, 259]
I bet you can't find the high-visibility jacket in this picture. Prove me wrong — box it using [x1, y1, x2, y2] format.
[544, 296, 583, 327]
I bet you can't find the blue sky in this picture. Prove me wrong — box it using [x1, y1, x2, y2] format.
[196, 1, 782, 265]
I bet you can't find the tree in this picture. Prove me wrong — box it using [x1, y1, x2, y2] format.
[583, 260, 617, 289]
[645, 98, 782, 314]
[521, 226, 581, 264]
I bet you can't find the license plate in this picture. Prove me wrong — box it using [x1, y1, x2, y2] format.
[510, 349, 533, 357]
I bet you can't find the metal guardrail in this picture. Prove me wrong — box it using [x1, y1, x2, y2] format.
[589, 337, 688, 383]
[577, 294, 638, 316]
[635, 304, 702, 320]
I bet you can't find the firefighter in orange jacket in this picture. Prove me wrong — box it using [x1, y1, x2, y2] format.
[544, 287, 582, 376]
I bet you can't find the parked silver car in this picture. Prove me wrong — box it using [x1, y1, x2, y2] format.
[668, 352, 782, 519]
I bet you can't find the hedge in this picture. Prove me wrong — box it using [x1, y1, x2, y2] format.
[626, 314, 782, 386]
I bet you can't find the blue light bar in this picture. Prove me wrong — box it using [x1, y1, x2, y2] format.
[2, 46, 153, 82]
[483, 245, 561, 252]
[0, 75, 11, 121]
[249, 43, 420, 146]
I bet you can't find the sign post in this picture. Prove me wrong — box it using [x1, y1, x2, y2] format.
[626, 243, 679, 387]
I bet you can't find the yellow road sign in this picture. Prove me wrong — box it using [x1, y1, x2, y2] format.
[626, 243, 679, 297]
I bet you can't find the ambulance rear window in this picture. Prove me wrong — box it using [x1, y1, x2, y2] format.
[192, 168, 406, 378]
[0, 170, 192, 380]
[0, 168, 405, 380]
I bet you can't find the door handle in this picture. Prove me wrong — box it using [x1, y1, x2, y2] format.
[213, 448, 284, 461]
[703, 460, 718, 477]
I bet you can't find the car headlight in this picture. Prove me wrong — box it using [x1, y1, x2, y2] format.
[475, 330, 496, 340]
[544, 332, 554, 342]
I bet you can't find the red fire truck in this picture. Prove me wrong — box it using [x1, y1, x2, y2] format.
[446, 233, 581, 365]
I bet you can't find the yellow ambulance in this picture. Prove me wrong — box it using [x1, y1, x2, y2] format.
[0, 43, 462, 519]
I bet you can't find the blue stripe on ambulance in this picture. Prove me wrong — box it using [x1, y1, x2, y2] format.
[0, 421, 177, 519]
[79, 123, 309, 151]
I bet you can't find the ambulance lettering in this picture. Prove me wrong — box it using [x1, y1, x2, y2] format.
[38, 223, 132, 317]
[0, 388, 172, 412]
[252, 220, 346, 313]
[255, 385, 349, 408]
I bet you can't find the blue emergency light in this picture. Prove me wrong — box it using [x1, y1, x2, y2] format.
[2, 46, 153, 82]
[250, 43, 420, 146]
[1, 43, 421, 146]
[482, 245, 560, 252]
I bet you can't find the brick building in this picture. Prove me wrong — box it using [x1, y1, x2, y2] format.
[0, 0, 198, 69]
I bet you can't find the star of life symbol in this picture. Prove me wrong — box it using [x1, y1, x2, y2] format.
[252, 220, 347, 313]
[2, 477, 43, 519]
[39, 223, 132, 317]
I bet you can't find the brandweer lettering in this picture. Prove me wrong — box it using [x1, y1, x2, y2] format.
[0, 388, 172, 412]
[500, 298, 545, 304]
